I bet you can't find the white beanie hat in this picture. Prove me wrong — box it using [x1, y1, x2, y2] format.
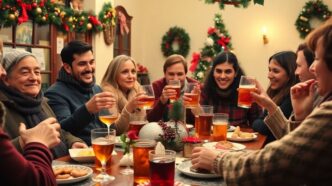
[2, 50, 36, 74]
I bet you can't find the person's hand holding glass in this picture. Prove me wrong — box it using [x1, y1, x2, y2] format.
[137, 85, 155, 110]
[183, 83, 200, 108]
[91, 128, 116, 183]
[167, 80, 181, 103]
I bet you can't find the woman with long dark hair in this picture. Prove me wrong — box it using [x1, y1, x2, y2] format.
[201, 51, 262, 127]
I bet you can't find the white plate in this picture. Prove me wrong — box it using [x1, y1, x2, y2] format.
[228, 125, 236, 132]
[227, 132, 258, 142]
[203, 142, 246, 151]
[177, 160, 220, 178]
[69, 148, 95, 163]
[53, 164, 93, 184]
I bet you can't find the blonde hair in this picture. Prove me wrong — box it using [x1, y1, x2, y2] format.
[101, 55, 137, 89]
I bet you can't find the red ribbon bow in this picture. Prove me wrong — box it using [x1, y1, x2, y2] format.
[17, 0, 32, 24]
[89, 15, 100, 26]
[189, 52, 201, 72]
[217, 36, 230, 50]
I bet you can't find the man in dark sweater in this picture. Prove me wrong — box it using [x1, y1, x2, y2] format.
[45, 41, 116, 145]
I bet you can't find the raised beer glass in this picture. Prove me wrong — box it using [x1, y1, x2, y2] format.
[91, 128, 116, 183]
[238, 76, 256, 108]
[168, 79, 181, 103]
[184, 83, 199, 108]
[138, 85, 155, 110]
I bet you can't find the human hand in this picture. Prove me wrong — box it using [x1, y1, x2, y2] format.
[183, 84, 201, 106]
[291, 79, 316, 120]
[85, 92, 116, 114]
[71, 142, 88, 149]
[160, 85, 177, 104]
[126, 92, 147, 113]
[251, 80, 277, 113]
[191, 147, 218, 171]
[19, 117, 61, 148]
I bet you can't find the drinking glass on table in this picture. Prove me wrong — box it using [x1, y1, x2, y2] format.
[133, 139, 156, 185]
[138, 85, 155, 110]
[212, 113, 229, 141]
[128, 112, 148, 136]
[149, 150, 176, 186]
[168, 79, 181, 103]
[184, 83, 199, 108]
[91, 128, 116, 183]
[237, 76, 256, 108]
[99, 108, 118, 134]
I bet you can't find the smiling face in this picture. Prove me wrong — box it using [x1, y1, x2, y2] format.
[213, 62, 236, 90]
[268, 59, 289, 90]
[63, 50, 95, 85]
[295, 50, 315, 82]
[164, 63, 186, 87]
[310, 38, 332, 97]
[116, 60, 137, 92]
[3, 56, 41, 97]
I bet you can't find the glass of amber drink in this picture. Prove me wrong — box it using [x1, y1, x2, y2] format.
[149, 150, 176, 186]
[212, 113, 229, 141]
[128, 112, 147, 136]
[133, 140, 156, 185]
[238, 76, 256, 108]
[168, 80, 181, 103]
[184, 83, 199, 108]
[99, 108, 118, 135]
[195, 105, 214, 140]
[138, 85, 155, 110]
[91, 128, 116, 183]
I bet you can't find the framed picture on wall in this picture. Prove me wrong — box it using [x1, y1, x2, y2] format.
[15, 21, 33, 44]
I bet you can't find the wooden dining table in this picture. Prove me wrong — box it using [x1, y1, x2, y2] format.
[53, 129, 266, 186]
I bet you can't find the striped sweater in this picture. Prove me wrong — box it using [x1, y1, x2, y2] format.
[221, 100, 332, 186]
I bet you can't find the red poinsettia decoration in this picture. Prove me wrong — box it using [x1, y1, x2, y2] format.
[207, 27, 216, 35]
[137, 63, 148, 73]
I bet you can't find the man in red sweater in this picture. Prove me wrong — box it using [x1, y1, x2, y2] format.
[147, 54, 199, 123]
[0, 63, 60, 186]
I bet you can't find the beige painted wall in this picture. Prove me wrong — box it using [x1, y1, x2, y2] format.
[110, 0, 332, 88]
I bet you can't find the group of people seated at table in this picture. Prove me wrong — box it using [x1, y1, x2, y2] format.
[1, 17, 332, 186]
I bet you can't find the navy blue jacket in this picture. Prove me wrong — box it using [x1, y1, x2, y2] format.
[45, 81, 106, 145]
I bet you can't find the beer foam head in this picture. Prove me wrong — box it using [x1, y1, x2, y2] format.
[155, 142, 165, 155]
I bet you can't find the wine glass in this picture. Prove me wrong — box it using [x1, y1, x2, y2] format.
[91, 128, 116, 183]
[99, 108, 118, 134]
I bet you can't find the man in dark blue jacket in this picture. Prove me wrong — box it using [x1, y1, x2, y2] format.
[45, 41, 120, 145]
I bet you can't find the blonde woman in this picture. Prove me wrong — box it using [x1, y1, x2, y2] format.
[101, 55, 146, 131]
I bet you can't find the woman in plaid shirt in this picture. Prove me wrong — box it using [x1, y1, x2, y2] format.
[200, 52, 262, 127]
[192, 18, 332, 186]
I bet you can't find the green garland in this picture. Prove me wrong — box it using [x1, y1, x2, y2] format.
[295, 0, 331, 39]
[0, 0, 113, 34]
[203, 0, 264, 9]
[161, 26, 190, 57]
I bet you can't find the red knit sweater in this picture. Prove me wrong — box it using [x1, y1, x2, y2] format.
[0, 129, 56, 186]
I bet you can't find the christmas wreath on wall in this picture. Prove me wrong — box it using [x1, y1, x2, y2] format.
[161, 26, 190, 57]
[203, 0, 264, 9]
[295, 0, 331, 39]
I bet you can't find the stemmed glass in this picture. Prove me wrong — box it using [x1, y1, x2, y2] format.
[138, 85, 155, 110]
[91, 128, 116, 183]
[99, 108, 118, 135]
